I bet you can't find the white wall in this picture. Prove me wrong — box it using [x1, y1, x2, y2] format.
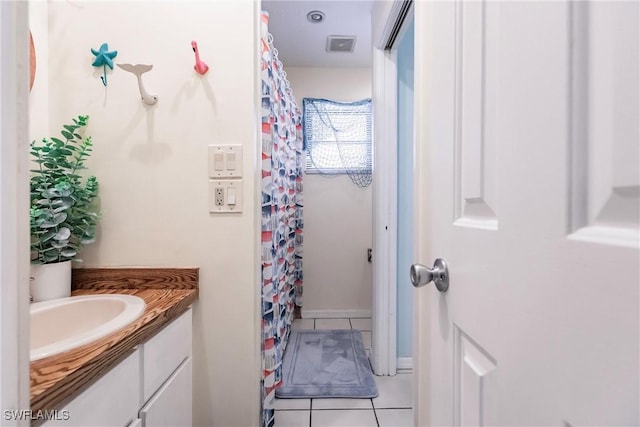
[29, 0, 48, 142]
[285, 67, 373, 314]
[396, 21, 414, 358]
[46, 2, 260, 426]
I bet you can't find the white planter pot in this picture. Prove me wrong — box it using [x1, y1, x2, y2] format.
[30, 261, 72, 302]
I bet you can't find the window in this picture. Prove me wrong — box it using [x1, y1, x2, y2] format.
[303, 98, 372, 187]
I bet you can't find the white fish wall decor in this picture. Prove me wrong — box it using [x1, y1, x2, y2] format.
[117, 63, 158, 105]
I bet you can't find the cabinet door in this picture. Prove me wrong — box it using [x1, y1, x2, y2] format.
[43, 349, 141, 427]
[143, 308, 192, 401]
[140, 357, 192, 427]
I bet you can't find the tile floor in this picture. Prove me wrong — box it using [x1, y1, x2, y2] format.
[276, 317, 413, 427]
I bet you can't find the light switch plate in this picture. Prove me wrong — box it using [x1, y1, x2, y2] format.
[208, 145, 243, 178]
[209, 179, 243, 213]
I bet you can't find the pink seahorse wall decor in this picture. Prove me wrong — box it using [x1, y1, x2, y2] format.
[191, 41, 209, 75]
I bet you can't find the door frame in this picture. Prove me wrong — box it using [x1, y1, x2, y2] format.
[371, 36, 398, 377]
[372, 0, 432, 424]
[0, 1, 31, 424]
[411, 2, 434, 424]
[371, 0, 414, 376]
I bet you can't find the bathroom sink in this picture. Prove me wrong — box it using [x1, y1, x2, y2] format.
[30, 294, 146, 361]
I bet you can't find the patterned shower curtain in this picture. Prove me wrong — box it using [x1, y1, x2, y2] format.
[260, 11, 304, 427]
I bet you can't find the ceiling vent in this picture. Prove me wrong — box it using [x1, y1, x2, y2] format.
[326, 36, 357, 53]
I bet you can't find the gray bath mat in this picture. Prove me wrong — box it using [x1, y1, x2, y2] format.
[276, 329, 378, 399]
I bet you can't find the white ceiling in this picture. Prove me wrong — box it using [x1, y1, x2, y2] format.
[261, 0, 374, 68]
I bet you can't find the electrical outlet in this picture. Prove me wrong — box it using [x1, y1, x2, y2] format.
[209, 179, 243, 213]
[215, 188, 224, 206]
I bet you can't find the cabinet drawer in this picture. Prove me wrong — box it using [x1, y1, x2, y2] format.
[140, 357, 192, 427]
[142, 308, 192, 401]
[43, 349, 141, 427]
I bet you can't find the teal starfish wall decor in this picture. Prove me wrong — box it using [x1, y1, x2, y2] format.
[91, 43, 118, 86]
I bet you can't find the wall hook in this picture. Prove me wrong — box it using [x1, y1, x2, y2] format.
[91, 43, 118, 86]
[116, 63, 158, 105]
[191, 41, 209, 75]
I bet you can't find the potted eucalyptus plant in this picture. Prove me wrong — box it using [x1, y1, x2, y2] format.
[30, 115, 100, 301]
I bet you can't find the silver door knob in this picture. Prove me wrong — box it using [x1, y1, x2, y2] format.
[410, 258, 449, 292]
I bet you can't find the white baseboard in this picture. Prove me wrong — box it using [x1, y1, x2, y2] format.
[301, 309, 372, 319]
[397, 357, 413, 371]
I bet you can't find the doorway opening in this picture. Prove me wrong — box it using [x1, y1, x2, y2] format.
[260, 1, 416, 426]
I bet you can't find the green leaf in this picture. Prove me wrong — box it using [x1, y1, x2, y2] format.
[60, 249, 76, 257]
[39, 230, 56, 243]
[61, 130, 74, 140]
[45, 188, 59, 197]
[54, 227, 71, 240]
[53, 211, 68, 225]
[51, 240, 69, 248]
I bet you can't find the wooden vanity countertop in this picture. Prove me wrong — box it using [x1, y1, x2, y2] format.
[29, 267, 199, 416]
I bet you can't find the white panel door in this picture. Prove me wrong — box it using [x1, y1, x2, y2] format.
[412, 1, 639, 426]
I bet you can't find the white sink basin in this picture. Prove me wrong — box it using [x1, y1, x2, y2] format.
[30, 294, 146, 361]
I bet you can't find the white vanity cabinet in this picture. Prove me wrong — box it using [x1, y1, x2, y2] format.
[42, 307, 193, 427]
[139, 307, 193, 427]
[139, 357, 192, 427]
[42, 348, 141, 427]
